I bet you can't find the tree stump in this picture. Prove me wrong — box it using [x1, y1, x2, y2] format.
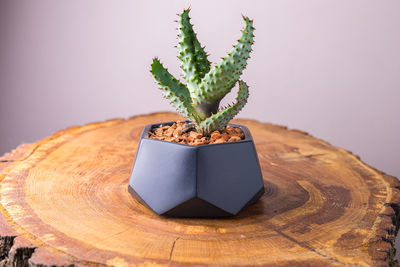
[0, 112, 399, 266]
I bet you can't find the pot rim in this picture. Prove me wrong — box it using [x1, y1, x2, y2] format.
[140, 120, 254, 147]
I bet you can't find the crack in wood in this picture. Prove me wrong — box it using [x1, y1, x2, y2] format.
[303, 153, 328, 159]
[169, 237, 180, 261]
[0, 143, 42, 164]
[96, 229, 131, 244]
[274, 229, 345, 265]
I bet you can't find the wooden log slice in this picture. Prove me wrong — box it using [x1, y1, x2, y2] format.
[0, 112, 399, 266]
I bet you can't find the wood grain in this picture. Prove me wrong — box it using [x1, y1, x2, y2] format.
[0, 112, 399, 266]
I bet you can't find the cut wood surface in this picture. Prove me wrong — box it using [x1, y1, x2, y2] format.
[0, 112, 399, 266]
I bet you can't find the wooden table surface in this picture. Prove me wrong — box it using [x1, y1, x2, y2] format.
[0, 112, 399, 266]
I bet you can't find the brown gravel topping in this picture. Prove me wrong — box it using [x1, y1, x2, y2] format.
[148, 121, 245, 146]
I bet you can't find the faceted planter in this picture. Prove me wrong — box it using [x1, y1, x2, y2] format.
[128, 121, 265, 218]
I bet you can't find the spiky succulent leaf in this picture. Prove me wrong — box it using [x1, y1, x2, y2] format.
[193, 16, 254, 104]
[150, 10, 255, 134]
[196, 80, 249, 134]
[177, 9, 211, 94]
[151, 58, 199, 122]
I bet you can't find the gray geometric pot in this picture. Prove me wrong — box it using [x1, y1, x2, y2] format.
[128, 121, 264, 218]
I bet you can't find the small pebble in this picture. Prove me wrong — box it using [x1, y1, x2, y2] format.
[228, 136, 241, 142]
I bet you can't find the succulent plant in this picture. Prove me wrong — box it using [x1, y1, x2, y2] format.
[151, 8, 254, 135]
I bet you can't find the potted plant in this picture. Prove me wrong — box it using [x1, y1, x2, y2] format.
[128, 8, 264, 217]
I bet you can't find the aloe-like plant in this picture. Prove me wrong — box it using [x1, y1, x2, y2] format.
[151, 8, 254, 135]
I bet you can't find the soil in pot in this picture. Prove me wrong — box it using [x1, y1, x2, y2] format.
[148, 121, 245, 146]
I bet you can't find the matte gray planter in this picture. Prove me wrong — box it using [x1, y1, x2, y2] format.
[128, 121, 264, 218]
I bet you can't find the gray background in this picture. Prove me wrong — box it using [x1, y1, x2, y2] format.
[1, 0, 400, 252]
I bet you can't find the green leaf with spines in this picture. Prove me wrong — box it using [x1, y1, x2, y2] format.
[196, 80, 249, 134]
[150, 10, 255, 136]
[177, 9, 211, 94]
[150, 58, 200, 123]
[193, 16, 254, 105]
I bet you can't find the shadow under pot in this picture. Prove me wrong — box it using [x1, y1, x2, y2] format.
[128, 121, 265, 218]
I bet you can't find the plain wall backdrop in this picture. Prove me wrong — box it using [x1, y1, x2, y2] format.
[0, 0, 399, 182]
